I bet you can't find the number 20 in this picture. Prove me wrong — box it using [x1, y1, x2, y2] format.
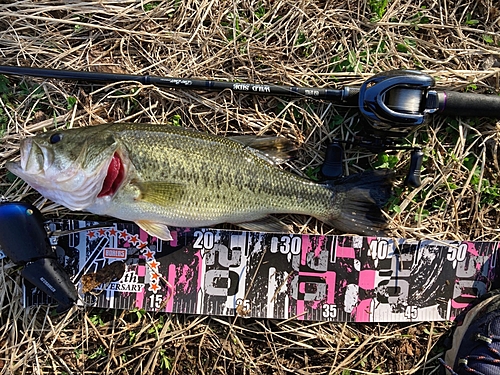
[193, 231, 214, 250]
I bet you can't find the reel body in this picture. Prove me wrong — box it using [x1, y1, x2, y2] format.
[347, 69, 446, 187]
[358, 69, 440, 136]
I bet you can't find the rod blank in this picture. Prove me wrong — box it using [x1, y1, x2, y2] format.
[0, 65, 360, 104]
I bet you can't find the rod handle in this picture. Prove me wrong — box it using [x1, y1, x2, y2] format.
[438, 91, 500, 118]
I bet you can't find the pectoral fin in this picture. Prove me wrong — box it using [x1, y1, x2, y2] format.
[235, 216, 291, 233]
[136, 181, 185, 207]
[136, 220, 173, 241]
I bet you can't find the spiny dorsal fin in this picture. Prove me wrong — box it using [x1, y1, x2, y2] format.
[228, 135, 298, 165]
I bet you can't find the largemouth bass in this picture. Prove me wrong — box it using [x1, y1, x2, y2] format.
[6, 123, 393, 240]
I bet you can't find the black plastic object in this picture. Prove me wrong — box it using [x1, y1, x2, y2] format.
[0, 201, 77, 312]
[438, 90, 500, 118]
[320, 142, 344, 179]
[21, 258, 77, 313]
[404, 148, 424, 188]
[359, 70, 438, 135]
[0, 201, 51, 263]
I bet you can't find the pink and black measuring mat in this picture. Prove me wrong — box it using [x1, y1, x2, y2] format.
[21, 219, 499, 323]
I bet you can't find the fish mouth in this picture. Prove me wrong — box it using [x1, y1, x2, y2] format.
[6, 138, 51, 177]
[97, 152, 125, 197]
[20, 138, 44, 173]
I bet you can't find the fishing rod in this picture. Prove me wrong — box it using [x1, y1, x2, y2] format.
[1, 65, 500, 137]
[1, 65, 500, 187]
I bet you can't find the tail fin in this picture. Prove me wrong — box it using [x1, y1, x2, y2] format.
[325, 169, 394, 236]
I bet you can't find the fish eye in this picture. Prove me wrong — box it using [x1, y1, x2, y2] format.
[49, 133, 63, 144]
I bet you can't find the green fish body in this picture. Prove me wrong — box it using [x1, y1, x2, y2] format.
[7, 123, 393, 240]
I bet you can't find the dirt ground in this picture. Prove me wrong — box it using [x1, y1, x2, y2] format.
[1, 0, 500, 374]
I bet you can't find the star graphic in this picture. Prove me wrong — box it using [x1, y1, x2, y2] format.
[129, 234, 140, 246]
[137, 242, 148, 250]
[144, 249, 155, 259]
[151, 272, 160, 281]
[98, 228, 107, 237]
[119, 230, 129, 240]
[149, 283, 160, 293]
[108, 228, 117, 236]
[149, 260, 159, 270]
[87, 231, 96, 239]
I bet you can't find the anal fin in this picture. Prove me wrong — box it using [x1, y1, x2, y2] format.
[235, 216, 291, 233]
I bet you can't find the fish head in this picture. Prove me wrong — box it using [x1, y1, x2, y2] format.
[6, 126, 122, 210]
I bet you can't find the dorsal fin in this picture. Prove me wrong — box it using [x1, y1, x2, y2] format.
[228, 135, 298, 165]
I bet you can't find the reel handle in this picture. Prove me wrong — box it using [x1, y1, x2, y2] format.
[404, 148, 424, 188]
[320, 141, 424, 188]
[320, 142, 344, 180]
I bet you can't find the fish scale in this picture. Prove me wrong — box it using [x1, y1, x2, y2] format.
[116, 124, 328, 216]
[7, 123, 394, 240]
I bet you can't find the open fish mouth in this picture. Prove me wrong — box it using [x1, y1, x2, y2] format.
[98, 152, 125, 197]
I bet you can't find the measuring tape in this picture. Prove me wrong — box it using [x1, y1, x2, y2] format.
[20, 218, 498, 322]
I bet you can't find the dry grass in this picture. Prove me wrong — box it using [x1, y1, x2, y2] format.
[1, 0, 500, 373]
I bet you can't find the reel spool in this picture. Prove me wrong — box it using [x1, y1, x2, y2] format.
[358, 70, 440, 136]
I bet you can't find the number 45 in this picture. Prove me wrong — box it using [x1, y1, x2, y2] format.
[404, 306, 418, 320]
